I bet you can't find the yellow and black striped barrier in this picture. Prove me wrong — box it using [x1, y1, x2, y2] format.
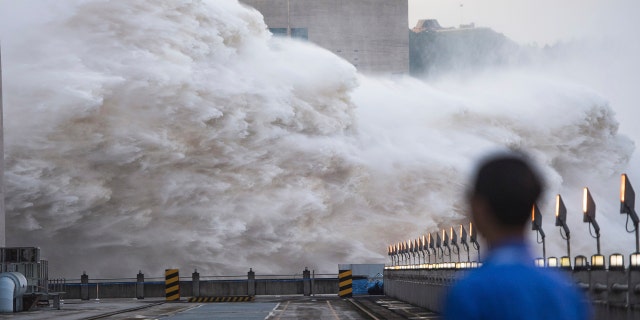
[188, 296, 255, 303]
[338, 269, 353, 298]
[165, 269, 180, 301]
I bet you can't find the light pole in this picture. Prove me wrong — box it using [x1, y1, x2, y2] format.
[421, 235, 428, 264]
[450, 227, 460, 263]
[442, 229, 451, 263]
[428, 233, 436, 264]
[470, 222, 480, 262]
[555, 194, 571, 269]
[583, 187, 601, 255]
[459, 224, 470, 262]
[620, 174, 640, 252]
[436, 231, 443, 263]
[532, 203, 546, 266]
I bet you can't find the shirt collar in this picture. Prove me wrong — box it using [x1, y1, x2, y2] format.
[484, 238, 533, 266]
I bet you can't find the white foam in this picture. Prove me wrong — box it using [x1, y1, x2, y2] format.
[0, 0, 634, 277]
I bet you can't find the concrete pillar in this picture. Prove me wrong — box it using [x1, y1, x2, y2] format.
[0, 43, 6, 247]
[52, 294, 60, 310]
[136, 270, 144, 299]
[630, 264, 640, 306]
[80, 272, 89, 301]
[303, 267, 311, 296]
[247, 268, 255, 297]
[192, 269, 200, 297]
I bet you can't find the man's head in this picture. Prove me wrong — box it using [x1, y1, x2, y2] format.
[469, 153, 543, 243]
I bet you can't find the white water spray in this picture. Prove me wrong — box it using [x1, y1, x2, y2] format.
[0, 0, 634, 277]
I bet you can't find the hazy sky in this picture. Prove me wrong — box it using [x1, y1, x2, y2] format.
[409, 0, 640, 45]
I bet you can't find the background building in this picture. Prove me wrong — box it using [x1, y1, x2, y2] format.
[0, 48, 5, 247]
[241, 0, 409, 74]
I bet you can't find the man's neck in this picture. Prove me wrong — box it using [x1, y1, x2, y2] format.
[486, 228, 525, 250]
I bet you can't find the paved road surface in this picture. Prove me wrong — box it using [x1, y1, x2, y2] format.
[0, 295, 440, 319]
[165, 302, 278, 320]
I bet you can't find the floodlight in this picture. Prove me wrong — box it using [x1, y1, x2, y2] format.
[609, 253, 624, 271]
[469, 222, 480, 262]
[531, 203, 546, 264]
[531, 204, 543, 231]
[582, 188, 597, 224]
[583, 187, 601, 254]
[436, 232, 442, 261]
[547, 257, 558, 268]
[450, 227, 457, 245]
[459, 224, 468, 245]
[591, 254, 605, 270]
[469, 222, 477, 243]
[555, 194, 567, 226]
[459, 224, 470, 262]
[620, 174, 640, 252]
[554, 194, 571, 259]
[450, 226, 461, 262]
[441, 229, 451, 262]
[428, 233, 434, 250]
[621, 174, 636, 215]
[442, 229, 449, 247]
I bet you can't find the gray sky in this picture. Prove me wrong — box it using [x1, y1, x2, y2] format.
[409, 0, 640, 45]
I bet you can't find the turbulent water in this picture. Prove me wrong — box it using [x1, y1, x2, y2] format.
[0, 0, 634, 277]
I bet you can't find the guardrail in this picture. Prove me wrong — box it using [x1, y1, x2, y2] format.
[384, 260, 640, 319]
[48, 269, 339, 300]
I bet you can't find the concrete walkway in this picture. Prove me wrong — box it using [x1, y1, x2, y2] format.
[0, 295, 440, 320]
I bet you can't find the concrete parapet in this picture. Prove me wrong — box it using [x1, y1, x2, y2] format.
[136, 271, 144, 299]
[192, 270, 199, 298]
[50, 271, 340, 300]
[247, 268, 255, 297]
[80, 272, 89, 301]
[385, 266, 640, 319]
[303, 268, 311, 296]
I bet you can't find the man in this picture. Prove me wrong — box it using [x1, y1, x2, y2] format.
[443, 153, 591, 319]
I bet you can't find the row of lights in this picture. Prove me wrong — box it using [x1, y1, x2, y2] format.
[387, 222, 480, 266]
[384, 262, 481, 271]
[531, 173, 640, 270]
[388, 174, 640, 271]
[533, 253, 640, 271]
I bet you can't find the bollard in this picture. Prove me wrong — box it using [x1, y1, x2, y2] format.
[247, 268, 256, 297]
[629, 252, 640, 305]
[192, 269, 200, 298]
[52, 294, 60, 310]
[303, 267, 311, 296]
[165, 269, 180, 302]
[80, 272, 89, 301]
[136, 270, 144, 300]
[572, 255, 590, 291]
[589, 254, 607, 302]
[338, 268, 353, 298]
[607, 254, 627, 306]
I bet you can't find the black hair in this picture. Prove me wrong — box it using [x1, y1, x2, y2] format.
[471, 153, 543, 227]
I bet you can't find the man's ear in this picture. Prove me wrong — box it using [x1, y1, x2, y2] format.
[470, 196, 492, 240]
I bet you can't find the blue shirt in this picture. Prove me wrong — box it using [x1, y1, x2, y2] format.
[442, 240, 591, 320]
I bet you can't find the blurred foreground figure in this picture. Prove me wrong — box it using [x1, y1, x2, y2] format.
[443, 153, 591, 320]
